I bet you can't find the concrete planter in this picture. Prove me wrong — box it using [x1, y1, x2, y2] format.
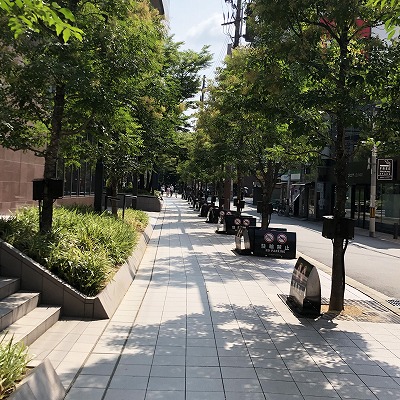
[136, 195, 163, 212]
[0, 222, 154, 319]
[8, 359, 65, 400]
[103, 194, 163, 212]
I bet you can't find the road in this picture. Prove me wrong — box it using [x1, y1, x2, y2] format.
[242, 201, 400, 300]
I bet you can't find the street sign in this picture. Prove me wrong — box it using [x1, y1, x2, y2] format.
[377, 159, 393, 181]
[252, 230, 296, 258]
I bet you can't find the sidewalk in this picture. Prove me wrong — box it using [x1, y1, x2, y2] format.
[29, 197, 400, 400]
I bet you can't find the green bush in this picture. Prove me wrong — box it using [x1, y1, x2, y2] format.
[0, 206, 148, 296]
[0, 335, 30, 399]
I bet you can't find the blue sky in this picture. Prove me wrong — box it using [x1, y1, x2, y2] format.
[168, 0, 234, 80]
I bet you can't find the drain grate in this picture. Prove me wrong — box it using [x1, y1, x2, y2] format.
[387, 299, 400, 308]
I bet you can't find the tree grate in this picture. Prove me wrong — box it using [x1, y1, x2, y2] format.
[279, 295, 400, 323]
[387, 299, 400, 308]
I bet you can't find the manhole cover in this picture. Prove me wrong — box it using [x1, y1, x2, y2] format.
[387, 299, 400, 308]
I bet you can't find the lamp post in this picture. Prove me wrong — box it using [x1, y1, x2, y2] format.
[369, 143, 377, 237]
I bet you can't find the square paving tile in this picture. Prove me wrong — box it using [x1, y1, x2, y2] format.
[296, 382, 337, 397]
[147, 376, 185, 391]
[186, 355, 220, 367]
[150, 365, 185, 378]
[186, 377, 224, 392]
[185, 392, 225, 400]
[73, 374, 110, 389]
[334, 385, 377, 400]
[103, 388, 146, 400]
[359, 374, 400, 388]
[65, 387, 105, 400]
[225, 392, 266, 400]
[145, 390, 185, 400]
[186, 366, 221, 378]
[108, 375, 148, 390]
[114, 363, 151, 376]
[223, 378, 263, 392]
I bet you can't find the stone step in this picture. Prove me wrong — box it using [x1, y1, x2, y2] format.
[0, 277, 20, 300]
[0, 291, 40, 331]
[2, 306, 61, 346]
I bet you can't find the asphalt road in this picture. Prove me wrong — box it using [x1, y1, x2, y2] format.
[242, 201, 400, 300]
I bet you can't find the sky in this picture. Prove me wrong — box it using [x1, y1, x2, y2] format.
[167, 0, 236, 81]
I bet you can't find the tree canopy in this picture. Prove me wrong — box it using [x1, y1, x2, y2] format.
[0, 0, 211, 231]
[0, 0, 83, 41]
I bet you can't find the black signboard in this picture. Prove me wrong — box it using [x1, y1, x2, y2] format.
[206, 206, 220, 223]
[252, 228, 296, 259]
[199, 203, 213, 217]
[287, 257, 321, 316]
[223, 214, 257, 235]
[377, 159, 393, 181]
[32, 179, 63, 200]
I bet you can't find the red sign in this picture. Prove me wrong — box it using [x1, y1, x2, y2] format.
[264, 233, 274, 243]
[277, 233, 288, 244]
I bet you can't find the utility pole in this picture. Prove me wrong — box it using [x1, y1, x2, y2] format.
[200, 75, 206, 102]
[233, 0, 243, 48]
[222, 0, 244, 211]
[369, 144, 377, 237]
[222, 0, 244, 51]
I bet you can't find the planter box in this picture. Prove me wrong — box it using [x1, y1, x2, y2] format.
[0, 222, 154, 319]
[136, 195, 163, 212]
[8, 359, 65, 400]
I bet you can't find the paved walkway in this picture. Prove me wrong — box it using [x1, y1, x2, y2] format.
[29, 197, 400, 400]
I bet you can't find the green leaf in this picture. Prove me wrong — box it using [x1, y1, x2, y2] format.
[62, 28, 71, 43]
[55, 23, 63, 36]
[0, 1, 11, 12]
[51, 2, 61, 10]
[59, 7, 75, 22]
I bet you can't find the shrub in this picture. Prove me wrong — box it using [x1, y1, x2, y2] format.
[0, 335, 30, 399]
[0, 206, 148, 296]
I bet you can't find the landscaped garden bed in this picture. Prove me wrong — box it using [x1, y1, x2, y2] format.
[0, 206, 153, 319]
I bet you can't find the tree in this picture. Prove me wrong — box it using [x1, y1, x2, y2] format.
[197, 46, 320, 225]
[0, 0, 165, 232]
[0, 0, 83, 41]
[135, 39, 212, 192]
[101, 108, 142, 216]
[250, 0, 400, 311]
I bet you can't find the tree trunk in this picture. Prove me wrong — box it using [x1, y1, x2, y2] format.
[328, 32, 351, 312]
[139, 173, 145, 190]
[257, 160, 280, 229]
[236, 167, 242, 215]
[132, 173, 139, 196]
[261, 184, 269, 229]
[93, 159, 104, 213]
[223, 164, 232, 210]
[330, 237, 346, 311]
[41, 84, 65, 233]
[329, 114, 348, 312]
[110, 177, 118, 217]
